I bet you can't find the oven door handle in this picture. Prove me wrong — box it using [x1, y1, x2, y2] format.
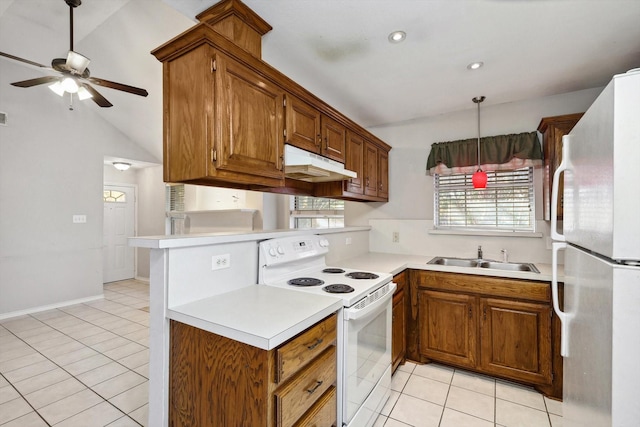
[344, 282, 396, 321]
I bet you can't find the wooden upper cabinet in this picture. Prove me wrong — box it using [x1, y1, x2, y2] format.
[364, 142, 379, 197]
[320, 115, 346, 163]
[213, 51, 285, 181]
[344, 131, 364, 195]
[284, 95, 321, 154]
[538, 113, 584, 221]
[152, 0, 392, 199]
[378, 149, 389, 199]
[159, 43, 284, 187]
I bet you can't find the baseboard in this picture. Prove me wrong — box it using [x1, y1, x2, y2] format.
[134, 276, 150, 283]
[0, 294, 104, 321]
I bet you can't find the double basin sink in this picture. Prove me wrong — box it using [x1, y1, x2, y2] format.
[427, 257, 540, 273]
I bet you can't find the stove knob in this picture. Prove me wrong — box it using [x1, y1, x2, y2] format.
[268, 247, 277, 257]
[319, 238, 329, 248]
[277, 246, 285, 255]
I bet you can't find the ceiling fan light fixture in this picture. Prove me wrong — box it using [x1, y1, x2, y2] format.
[77, 85, 92, 100]
[113, 162, 131, 171]
[48, 81, 65, 96]
[61, 77, 79, 93]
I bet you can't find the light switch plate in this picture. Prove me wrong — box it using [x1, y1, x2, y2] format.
[73, 215, 87, 223]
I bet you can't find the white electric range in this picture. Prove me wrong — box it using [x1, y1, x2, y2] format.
[259, 234, 395, 427]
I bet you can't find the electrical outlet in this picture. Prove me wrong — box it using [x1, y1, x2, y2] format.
[392, 231, 399, 243]
[212, 254, 231, 270]
[346, 237, 352, 245]
[72, 215, 87, 223]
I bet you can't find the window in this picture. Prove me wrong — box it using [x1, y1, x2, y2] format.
[291, 196, 344, 229]
[434, 168, 534, 232]
[103, 190, 126, 203]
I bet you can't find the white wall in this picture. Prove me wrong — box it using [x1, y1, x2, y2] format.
[136, 166, 166, 280]
[0, 60, 160, 316]
[346, 87, 603, 262]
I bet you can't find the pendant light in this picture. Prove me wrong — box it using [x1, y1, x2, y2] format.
[472, 96, 487, 189]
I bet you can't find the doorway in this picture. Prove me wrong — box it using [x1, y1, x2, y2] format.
[103, 184, 136, 283]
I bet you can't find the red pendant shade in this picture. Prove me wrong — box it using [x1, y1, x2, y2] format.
[472, 169, 488, 189]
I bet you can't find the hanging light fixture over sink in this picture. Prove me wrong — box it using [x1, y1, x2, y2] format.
[472, 96, 487, 189]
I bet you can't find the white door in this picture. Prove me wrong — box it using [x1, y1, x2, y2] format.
[103, 184, 136, 283]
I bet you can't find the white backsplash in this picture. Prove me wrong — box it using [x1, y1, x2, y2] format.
[369, 219, 556, 265]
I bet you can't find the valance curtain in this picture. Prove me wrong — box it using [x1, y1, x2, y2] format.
[426, 131, 543, 175]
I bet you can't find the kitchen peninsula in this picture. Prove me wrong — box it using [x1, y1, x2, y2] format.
[129, 226, 561, 426]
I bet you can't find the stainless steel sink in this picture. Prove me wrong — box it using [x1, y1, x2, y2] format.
[427, 257, 539, 273]
[479, 261, 540, 273]
[427, 257, 478, 268]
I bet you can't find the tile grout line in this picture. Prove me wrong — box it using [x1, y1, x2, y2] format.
[0, 371, 52, 427]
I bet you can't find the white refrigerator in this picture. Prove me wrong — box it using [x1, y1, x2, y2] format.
[551, 69, 640, 427]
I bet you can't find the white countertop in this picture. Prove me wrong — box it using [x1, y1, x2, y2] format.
[129, 226, 371, 249]
[334, 252, 558, 282]
[167, 285, 343, 350]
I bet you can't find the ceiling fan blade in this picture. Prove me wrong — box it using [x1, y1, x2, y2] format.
[11, 76, 61, 88]
[86, 77, 148, 97]
[0, 51, 52, 69]
[82, 84, 113, 108]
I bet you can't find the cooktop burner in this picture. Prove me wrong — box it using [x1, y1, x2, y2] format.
[345, 271, 380, 280]
[322, 268, 346, 274]
[323, 284, 355, 294]
[287, 277, 324, 287]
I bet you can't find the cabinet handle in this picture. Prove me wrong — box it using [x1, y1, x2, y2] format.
[306, 338, 323, 350]
[317, 134, 321, 147]
[379, 182, 382, 190]
[366, 177, 370, 187]
[468, 307, 472, 319]
[279, 154, 284, 171]
[306, 380, 323, 394]
[483, 307, 487, 321]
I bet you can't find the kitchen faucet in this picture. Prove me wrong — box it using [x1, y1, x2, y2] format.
[477, 245, 483, 260]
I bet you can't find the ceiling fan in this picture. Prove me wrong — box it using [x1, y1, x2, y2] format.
[0, 0, 148, 108]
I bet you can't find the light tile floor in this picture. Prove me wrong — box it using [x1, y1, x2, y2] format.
[376, 362, 563, 427]
[1, 279, 563, 427]
[0, 280, 150, 426]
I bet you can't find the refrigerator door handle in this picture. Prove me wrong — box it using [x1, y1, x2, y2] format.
[550, 135, 571, 242]
[552, 241, 571, 357]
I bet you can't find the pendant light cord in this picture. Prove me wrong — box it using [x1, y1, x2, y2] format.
[473, 96, 485, 170]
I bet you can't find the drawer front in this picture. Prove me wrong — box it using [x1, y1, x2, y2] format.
[292, 386, 336, 427]
[276, 313, 337, 383]
[274, 346, 336, 427]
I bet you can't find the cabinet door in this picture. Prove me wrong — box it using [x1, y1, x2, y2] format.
[321, 116, 346, 163]
[392, 289, 406, 373]
[378, 149, 389, 200]
[213, 51, 285, 180]
[419, 290, 477, 369]
[285, 95, 321, 154]
[344, 131, 364, 194]
[479, 297, 552, 385]
[364, 142, 379, 197]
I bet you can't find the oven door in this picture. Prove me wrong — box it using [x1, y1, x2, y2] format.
[343, 283, 395, 426]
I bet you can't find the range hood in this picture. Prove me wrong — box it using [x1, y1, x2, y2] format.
[284, 144, 357, 182]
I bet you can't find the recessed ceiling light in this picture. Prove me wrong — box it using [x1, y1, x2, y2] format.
[467, 61, 484, 70]
[388, 31, 406, 44]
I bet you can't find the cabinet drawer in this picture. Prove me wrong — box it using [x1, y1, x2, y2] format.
[276, 313, 337, 383]
[274, 346, 336, 427]
[293, 386, 337, 427]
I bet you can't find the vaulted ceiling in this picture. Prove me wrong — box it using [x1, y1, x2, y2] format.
[1, 0, 639, 162]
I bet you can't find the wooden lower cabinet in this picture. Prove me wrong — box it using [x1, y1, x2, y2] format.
[392, 271, 407, 373]
[419, 290, 477, 369]
[169, 313, 338, 427]
[410, 270, 560, 399]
